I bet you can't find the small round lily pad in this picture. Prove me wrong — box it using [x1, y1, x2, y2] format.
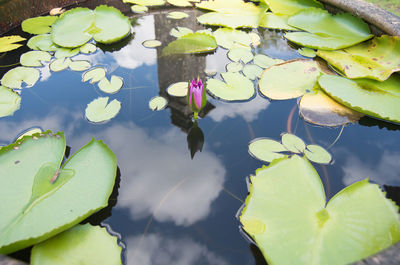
[50, 58, 72, 72]
[167, 11, 189, 19]
[142, 40, 162, 48]
[0, 86, 21, 118]
[80, 43, 97, 54]
[243, 64, 263, 80]
[98, 76, 123, 94]
[27, 34, 57, 51]
[21, 16, 58, 35]
[227, 47, 253, 64]
[1, 67, 40, 89]
[82, 67, 106, 84]
[131, 5, 148, 13]
[248, 138, 287, 163]
[85, 97, 121, 123]
[167, 82, 188, 97]
[69, 60, 91, 71]
[149, 96, 168, 110]
[281, 133, 306, 154]
[226, 62, 243, 72]
[304, 144, 332, 164]
[254, 54, 284, 69]
[20, 51, 51, 67]
[206, 72, 255, 101]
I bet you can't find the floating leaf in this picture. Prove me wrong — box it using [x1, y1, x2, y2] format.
[228, 47, 253, 64]
[55, 47, 80, 59]
[69, 60, 91, 71]
[263, 0, 323, 15]
[253, 54, 284, 69]
[206, 72, 255, 101]
[98, 76, 123, 94]
[281, 133, 305, 153]
[0, 35, 26, 53]
[259, 12, 297, 30]
[162, 32, 217, 55]
[27, 34, 57, 52]
[258, 59, 320, 100]
[80, 43, 97, 54]
[249, 32, 261, 47]
[226, 62, 243, 72]
[167, 0, 191, 7]
[51, 6, 131, 48]
[248, 138, 287, 163]
[304, 144, 332, 164]
[149, 96, 168, 111]
[316, 36, 400, 81]
[170, 27, 193, 38]
[298, 47, 316, 58]
[31, 224, 122, 265]
[16, 128, 42, 140]
[1, 67, 40, 89]
[123, 0, 165, 6]
[131, 4, 148, 13]
[49, 58, 71, 72]
[167, 82, 188, 97]
[20, 51, 51, 67]
[299, 89, 363, 127]
[21, 16, 58, 35]
[213, 28, 251, 49]
[85, 97, 121, 123]
[82, 68, 106, 84]
[240, 155, 400, 265]
[286, 8, 373, 50]
[0, 132, 117, 254]
[318, 74, 400, 124]
[0, 86, 21, 118]
[167, 11, 189, 19]
[243, 64, 263, 80]
[142, 40, 162, 48]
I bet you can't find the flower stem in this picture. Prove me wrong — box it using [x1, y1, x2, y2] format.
[194, 112, 198, 121]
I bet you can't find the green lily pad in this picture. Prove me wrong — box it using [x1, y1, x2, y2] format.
[0, 35, 26, 53]
[167, 0, 191, 7]
[263, 0, 323, 15]
[316, 36, 400, 81]
[318, 74, 400, 124]
[51, 6, 131, 48]
[206, 72, 255, 101]
[0, 132, 117, 254]
[31, 224, 122, 265]
[162, 32, 217, 55]
[49, 58, 72, 72]
[281, 133, 306, 154]
[149, 96, 168, 111]
[286, 8, 373, 50]
[27, 34, 57, 52]
[167, 11, 189, 19]
[213, 28, 252, 49]
[240, 155, 400, 265]
[123, 0, 165, 6]
[298, 47, 316, 58]
[228, 47, 253, 64]
[0, 86, 21, 118]
[69, 60, 91, 71]
[85, 97, 122, 123]
[258, 59, 321, 100]
[131, 4, 148, 13]
[259, 12, 297, 30]
[304, 144, 332, 164]
[170, 27, 193, 38]
[82, 68, 107, 84]
[167, 82, 188, 97]
[248, 138, 287, 163]
[21, 16, 58, 35]
[54, 47, 80, 59]
[142, 40, 162, 48]
[98, 76, 123, 94]
[80, 43, 97, 54]
[243, 64, 263, 80]
[226, 62, 243, 72]
[253, 54, 284, 69]
[20, 51, 51, 67]
[1, 67, 40, 89]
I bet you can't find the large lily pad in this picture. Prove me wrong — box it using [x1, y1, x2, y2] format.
[262, 0, 323, 15]
[316, 36, 400, 81]
[285, 8, 373, 50]
[1, 67, 40, 89]
[51, 6, 131, 48]
[0, 131, 117, 254]
[31, 224, 122, 265]
[162, 32, 217, 55]
[318, 74, 400, 124]
[240, 155, 400, 265]
[21, 16, 58, 35]
[0, 86, 21, 118]
[206, 72, 255, 101]
[0, 36, 26, 53]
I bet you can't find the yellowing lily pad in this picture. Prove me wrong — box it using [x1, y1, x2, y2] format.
[213, 28, 252, 49]
[243, 64, 263, 80]
[304, 144, 332, 164]
[69, 60, 91, 71]
[206, 72, 255, 101]
[0, 35, 26, 53]
[253, 54, 284, 69]
[85, 97, 121, 123]
[167, 11, 189, 19]
[281, 133, 306, 154]
[149, 96, 168, 111]
[27, 34, 57, 52]
[49, 58, 72, 72]
[167, 82, 188, 97]
[142, 39, 162, 48]
[1, 67, 40, 89]
[264, 0, 323, 15]
[167, 0, 191, 7]
[286, 8, 373, 50]
[98, 76, 123, 94]
[162, 32, 217, 55]
[316, 35, 400, 81]
[248, 138, 287, 163]
[21, 16, 58, 35]
[131, 5, 148, 13]
[20, 51, 51, 67]
[258, 59, 321, 100]
[228, 47, 254, 64]
[0, 86, 21, 118]
[82, 68, 106, 84]
[123, 0, 165, 6]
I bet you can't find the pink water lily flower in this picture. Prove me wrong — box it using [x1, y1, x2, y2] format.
[187, 78, 207, 119]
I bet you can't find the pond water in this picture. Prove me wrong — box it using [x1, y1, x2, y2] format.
[1, 4, 400, 265]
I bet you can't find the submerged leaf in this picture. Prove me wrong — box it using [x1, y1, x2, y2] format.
[0, 35, 26, 53]
[1, 67, 40, 89]
[162, 32, 217, 55]
[248, 138, 287, 162]
[206, 72, 255, 101]
[149, 96, 168, 111]
[167, 82, 188, 97]
[0, 86, 21, 118]
[31, 224, 122, 265]
[240, 155, 400, 265]
[21, 16, 58, 35]
[85, 97, 121, 123]
[82, 68, 106, 84]
[20, 51, 51, 67]
[98, 76, 124, 94]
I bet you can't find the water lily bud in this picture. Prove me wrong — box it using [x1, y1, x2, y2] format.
[187, 78, 207, 114]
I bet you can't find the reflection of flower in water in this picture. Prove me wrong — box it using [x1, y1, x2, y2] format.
[126, 233, 228, 265]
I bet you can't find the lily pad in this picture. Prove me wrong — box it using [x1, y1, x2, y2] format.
[243, 64, 263, 80]
[259, 12, 297, 30]
[1, 67, 40, 89]
[167, 82, 188, 97]
[0, 132, 117, 254]
[27, 34, 57, 52]
[318, 74, 400, 124]
[263, 0, 323, 15]
[80, 43, 97, 54]
[253, 54, 284, 69]
[228, 47, 253, 64]
[0, 86, 21, 118]
[213, 28, 252, 49]
[316, 36, 400, 81]
[298, 47, 316, 58]
[131, 5, 148, 13]
[54, 47, 80, 59]
[286, 8, 373, 50]
[51, 6, 131, 48]
[142, 40, 162, 48]
[281, 133, 306, 153]
[206, 72, 255, 101]
[304, 144, 332, 164]
[16, 128, 42, 140]
[248, 138, 287, 163]
[258, 59, 321, 100]
[82, 67, 107, 84]
[0, 35, 26, 53]
[226, 62, 243, 72]
[167, 11, 189, 19]
[31, 224, 122, 265]
[21, 16, 58, 35]
[162, 32, 217, 55]
[149, 96, 168, 111]
[170, 27, 193, 38]
[49, 58, 72, 72]
[69, 60, 91, 71]
[167, 0, 191, 7]
[98, 76, 124, 94]
[249, 32, 261, 47]
[85, 97, 122, 123]
[20, 51, 51, 67]
[240, 155, 400, 265]
[123, 0, 165, 6]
